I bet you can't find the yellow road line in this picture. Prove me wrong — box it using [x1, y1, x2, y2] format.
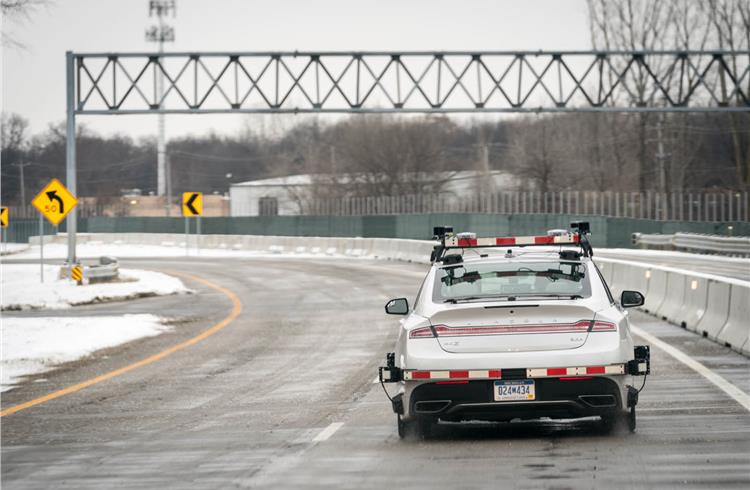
[0, 271, 243, 417]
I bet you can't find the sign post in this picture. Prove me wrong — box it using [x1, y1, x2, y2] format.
[184, 214, 189, 256]
[39, 213, 44, 282]
[182, 192, 203, 256]
[1, 206, 8, 254]
[32, 178, 78, 283]
[196, 215, 201, 255]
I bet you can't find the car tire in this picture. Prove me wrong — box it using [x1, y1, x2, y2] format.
[397, 415, 434, 439]
[627, 406, 637, 433]
[397, 415, 414, 439]
[600, 410, 628, 434]
[417, 417, 434, 439]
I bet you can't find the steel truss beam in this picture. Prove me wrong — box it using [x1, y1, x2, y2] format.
[72, 50, 750, 114]
[63, 49, 750, 263]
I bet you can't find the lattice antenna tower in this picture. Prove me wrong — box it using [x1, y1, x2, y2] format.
[145, 0, 176, 208]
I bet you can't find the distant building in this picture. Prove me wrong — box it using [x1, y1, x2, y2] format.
[229, 171, 524, 216]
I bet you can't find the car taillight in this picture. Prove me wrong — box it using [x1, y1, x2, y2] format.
[409, 327, 434, 338]
[409, 325, 452, 338]
[589, 320, 616, 332]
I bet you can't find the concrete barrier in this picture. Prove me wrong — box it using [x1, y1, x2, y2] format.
[677, 276, 710, 332]
[695, 279, 731, 340]
[655, 272, 687, 324]
[595, 256, 750, 357]
[695, 280, 732, 341]
[643, 268, 668, 314]
[716, 284, 750, 354]
[608, 262, 649, 299]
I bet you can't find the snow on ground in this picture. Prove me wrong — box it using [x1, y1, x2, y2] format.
[1, 314, 169, 391]
[1, 264, 190, 310]
[9, 242, 347, 260]
[0, 243, 30, 255]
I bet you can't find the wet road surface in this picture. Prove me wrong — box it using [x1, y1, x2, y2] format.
[2, 257, 749, 489]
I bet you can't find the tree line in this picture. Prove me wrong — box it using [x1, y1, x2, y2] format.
[2, 0, 748, 205]
[1, 110, 745, 206]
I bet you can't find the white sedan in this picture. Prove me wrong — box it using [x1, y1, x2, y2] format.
[380, 224, 649, 438]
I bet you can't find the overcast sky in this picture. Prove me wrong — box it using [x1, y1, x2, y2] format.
[2, 0, 591, 139]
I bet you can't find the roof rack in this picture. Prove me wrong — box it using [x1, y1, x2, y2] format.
[430, 221, 593, 263]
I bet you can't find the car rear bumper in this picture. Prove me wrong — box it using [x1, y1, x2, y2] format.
[402, 376, 625, 422]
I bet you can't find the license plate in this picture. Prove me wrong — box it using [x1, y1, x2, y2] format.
[494, 380, 536, 401]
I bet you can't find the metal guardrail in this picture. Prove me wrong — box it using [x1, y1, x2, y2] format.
[633, 232, 750, 256]
[60, 256, 120, 283]
[84, 256, 119, 283]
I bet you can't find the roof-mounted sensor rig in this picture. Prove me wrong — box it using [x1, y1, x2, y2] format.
[430, 221, 594, 263]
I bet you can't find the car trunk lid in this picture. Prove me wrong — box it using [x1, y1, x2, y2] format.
[430, 303, 597, 353]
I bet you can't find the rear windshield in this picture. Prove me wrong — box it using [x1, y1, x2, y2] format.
[433, 261, 591, 303]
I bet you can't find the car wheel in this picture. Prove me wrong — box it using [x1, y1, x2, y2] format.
[417, 417, 434, 439]
[627, 406, 637, 433]
[600, 410, 628, 434]
[397, 414, 414, 439]
[397, 415, 434, 439]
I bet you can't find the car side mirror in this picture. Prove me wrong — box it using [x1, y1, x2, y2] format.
[385, 298, 409, 315]
[621, 290, 644, 308]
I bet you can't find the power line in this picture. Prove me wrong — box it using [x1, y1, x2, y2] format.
[169, 150, 266, 162]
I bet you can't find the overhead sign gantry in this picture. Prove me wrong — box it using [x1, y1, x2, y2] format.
[63, 49, 750, 262]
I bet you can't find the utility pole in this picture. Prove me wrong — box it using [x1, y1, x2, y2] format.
[656, 114, 668, 219]
[166, 153, 173, 216]
[12, 161, 31, 211]
[145, 0, 176, 214]
[477, 142, 494, 196]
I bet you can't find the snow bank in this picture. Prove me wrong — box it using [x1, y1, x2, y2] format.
[1, 264, 190, 310]
[0, 243, 30, 256]
[1, 314, 169, 391]
[12, 243, 199, 259]
[8, 242, 353, 260]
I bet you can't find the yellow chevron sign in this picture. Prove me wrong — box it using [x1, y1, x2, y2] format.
[0, 206, 7, 228]
[71, 265, 83, 283]
[182, 192, 203, 216]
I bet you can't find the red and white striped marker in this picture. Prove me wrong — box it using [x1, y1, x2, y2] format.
[445, 233, 580, 248]
[402, 363, 625, 381]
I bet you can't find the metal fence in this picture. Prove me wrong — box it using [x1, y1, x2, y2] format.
[8, 202, 109, 219]
[6, 191, 749, 222]
[301, 191, 749, 222]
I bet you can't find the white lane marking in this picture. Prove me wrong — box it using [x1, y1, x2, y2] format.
[631, 324, 750, 412]
[373, 375, 380, 384]
[312, 422, 344, 442]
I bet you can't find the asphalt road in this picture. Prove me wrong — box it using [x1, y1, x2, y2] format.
[2, 257, 749, 489]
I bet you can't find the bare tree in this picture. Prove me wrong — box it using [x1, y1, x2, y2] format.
[1, 112, 28, 149]
[321, 116, 457, 198]
[509, 116, 564, 193]
[662, 1, 712, 192]
[587, 0, 674, 192]
[708, 0, 750, 190]
[1, 0, 49, 47]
